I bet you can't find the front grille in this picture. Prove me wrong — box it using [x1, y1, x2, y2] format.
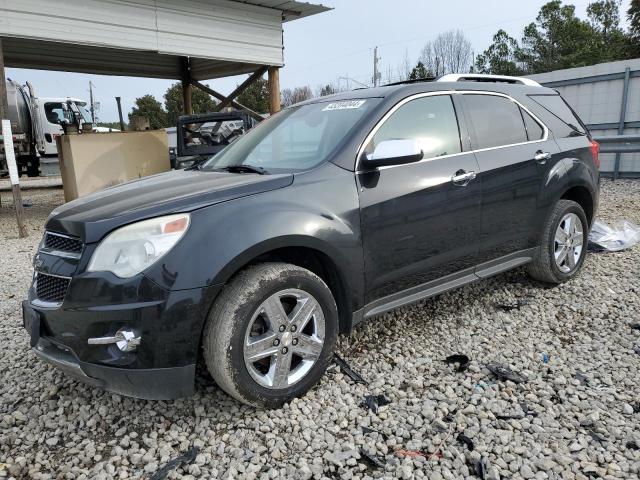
[35, 273, 71, 304]
[43, 232, 83, 255]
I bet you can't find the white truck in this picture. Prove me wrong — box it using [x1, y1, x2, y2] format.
[1, 78, 93, 177]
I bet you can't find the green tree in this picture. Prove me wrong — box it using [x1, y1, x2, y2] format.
[164, 82, 217, 127]
[588, 0, 632, 61]
[318, 84, 337, 96]
[128, 95, 166, 129]
[237, 76, 270, 114]
[408, 61, 431, 80]
[475, 29, 524, 75]
[628, 0, 640, 51]
[519, 1, 599, 73]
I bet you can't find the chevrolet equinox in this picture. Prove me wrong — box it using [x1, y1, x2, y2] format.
[23, 74, 600, 408]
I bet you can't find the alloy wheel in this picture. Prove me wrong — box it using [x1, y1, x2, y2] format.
[243, 288, 325, 389]
[554, 212, 584, 273]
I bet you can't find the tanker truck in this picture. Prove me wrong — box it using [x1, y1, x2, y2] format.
[1, 78, 92, 177]
[0, 79, 42, 177]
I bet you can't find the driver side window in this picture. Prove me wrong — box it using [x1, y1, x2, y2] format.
[44, 103, 66, 125]
[364, 95, 462, 159]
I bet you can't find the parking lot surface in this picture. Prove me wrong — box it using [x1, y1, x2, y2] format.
[1, 180, 639, 479]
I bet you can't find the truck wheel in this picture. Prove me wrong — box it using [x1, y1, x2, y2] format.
[528, 200, 588, 284]
[26, 156, 40, 177]
[202, 262, 338, 408]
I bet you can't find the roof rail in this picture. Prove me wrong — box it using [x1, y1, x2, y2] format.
[383, 77, 437, 87]
[436, 74, 542, 87]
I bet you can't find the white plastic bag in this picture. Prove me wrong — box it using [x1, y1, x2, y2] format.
[588, 219, 640, 252]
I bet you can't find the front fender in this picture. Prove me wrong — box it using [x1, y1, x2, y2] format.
[144, 163, 364, 312]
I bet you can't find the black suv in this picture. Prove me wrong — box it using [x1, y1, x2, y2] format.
[23, 74, 600, 408]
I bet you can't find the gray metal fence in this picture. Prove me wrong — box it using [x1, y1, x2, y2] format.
[528, 59, 640, 178]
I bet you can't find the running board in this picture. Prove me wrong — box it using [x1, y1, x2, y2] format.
[356, 249, 536, 322]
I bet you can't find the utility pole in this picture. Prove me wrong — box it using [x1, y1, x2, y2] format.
[89, 81, 95, 123]
[372, 47, 381, 87]
[115, 97, 125, 131]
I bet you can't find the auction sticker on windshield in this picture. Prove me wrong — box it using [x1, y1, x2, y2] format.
[322, 100, 366, 111]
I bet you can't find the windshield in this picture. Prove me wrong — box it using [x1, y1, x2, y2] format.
[74, 102, 92, 123]
[200, 99, 380, 173]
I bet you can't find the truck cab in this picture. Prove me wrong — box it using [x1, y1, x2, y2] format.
[38, 97, 92, 156]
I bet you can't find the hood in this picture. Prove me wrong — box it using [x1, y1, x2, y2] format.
[47, 169, 293, 243]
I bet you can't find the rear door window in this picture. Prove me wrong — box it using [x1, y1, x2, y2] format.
[520, 108, 545, 141]
[463, 94, 528, 149]
[529, 94, 586, 135]
[364, 94, 462, 159]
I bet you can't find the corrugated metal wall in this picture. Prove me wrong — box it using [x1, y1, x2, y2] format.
[528, 59, 640, 176]
[0, 0, 283, 67]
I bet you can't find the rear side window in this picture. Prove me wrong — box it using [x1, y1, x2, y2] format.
[364, 95, 461, 159]
[520, 108, 544, 141]
[463, 94, 528, 149]
[529, 95, 586, 135]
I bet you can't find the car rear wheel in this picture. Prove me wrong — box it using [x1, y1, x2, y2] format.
[202, 262, 338, 408]
[528, 199, 589, 284]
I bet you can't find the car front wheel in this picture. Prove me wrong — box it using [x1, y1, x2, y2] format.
[202, 262, 338, 408]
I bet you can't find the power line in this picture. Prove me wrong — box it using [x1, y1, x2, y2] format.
[294, 0, 598, 74]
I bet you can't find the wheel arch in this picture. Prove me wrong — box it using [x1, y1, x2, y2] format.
[560, 185, 595, 226]
[211, 236, 356, 335]
[542, 157, 598, 227]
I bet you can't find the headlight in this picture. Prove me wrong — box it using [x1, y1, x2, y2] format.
[87, 214, 190, 278]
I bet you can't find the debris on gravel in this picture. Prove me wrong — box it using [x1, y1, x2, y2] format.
[1, 179, 640, 479]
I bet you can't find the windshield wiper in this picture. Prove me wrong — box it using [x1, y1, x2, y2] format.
[216, 165, 268, 175]
[566, 124, 587, 137]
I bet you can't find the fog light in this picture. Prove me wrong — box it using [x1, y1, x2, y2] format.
[88, 329, 141, 352]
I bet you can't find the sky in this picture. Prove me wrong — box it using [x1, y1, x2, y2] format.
[5, 0, 632, 122]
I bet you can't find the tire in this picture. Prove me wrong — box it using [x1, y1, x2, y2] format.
[202, 262, 338, 408]
[26, 160, 40, 177]
[528, 200, 589, 284]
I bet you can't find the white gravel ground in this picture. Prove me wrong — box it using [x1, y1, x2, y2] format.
[1, 180, 639, 480]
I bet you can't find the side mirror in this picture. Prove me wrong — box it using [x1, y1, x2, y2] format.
[360, 139, 423, 170]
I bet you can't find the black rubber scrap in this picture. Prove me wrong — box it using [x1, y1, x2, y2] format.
[444, 354, 470, 373]
[626, 440, 639, 450]
[496, 412, 525, 420]
[588, 430, 608, 444]
[494, 299, 531, 312]
[467, 457, 487, 479]
[574, 372, 590, 385]
[361, 426, 388, 440]
[457, 433, 475, 451]
[444, 410, 457, 423]
[333, 354, 368, 385]
[359, 448, 385, 469]
[486, 363, 527, 384]
[629, 323, 640, 331]
[150, 447, 199, 480]
[363, 394, 391, 414]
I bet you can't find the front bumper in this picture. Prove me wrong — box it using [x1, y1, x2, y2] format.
[23, 273, 221, 400]
[32, 335, 195, 400]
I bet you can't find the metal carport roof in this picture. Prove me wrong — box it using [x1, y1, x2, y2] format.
[0, 0, 330, 80]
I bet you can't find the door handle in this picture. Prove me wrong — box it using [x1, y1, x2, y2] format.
[534, 151, 551, 164]
[451, 170, 477, 186]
